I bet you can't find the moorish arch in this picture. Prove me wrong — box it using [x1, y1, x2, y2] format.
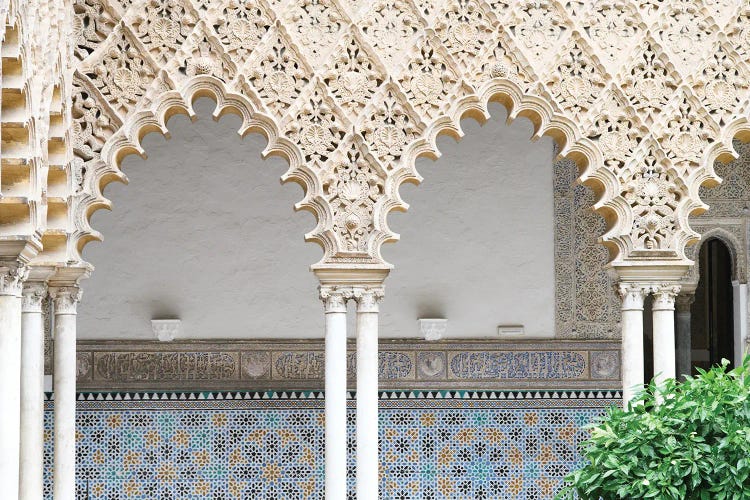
[42, 0, 750, 282]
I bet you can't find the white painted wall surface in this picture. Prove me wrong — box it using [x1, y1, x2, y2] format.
[80, 100, 555, 339]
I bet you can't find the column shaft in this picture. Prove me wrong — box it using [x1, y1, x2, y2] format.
[652, 285, 680, 386]
[675, 294, 694, 379]
[619, 283, 647, 404]
[321, 288, 348, 500]
[0, 263, 27, 500]
[20, 283, 46, 500]
[51, 287, 81, 500]
[355, 288, 382, 500]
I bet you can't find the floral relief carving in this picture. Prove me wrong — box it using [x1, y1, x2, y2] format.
[214, 0, 274, 65]
[322, 32, 384, 118]
[509, 0, 568, 71]
[73, 0, 117, 60]
[625, 146, 681, 251]
[324, 142, 384, 253]
[246, 29, 310, 117]
[691, 42, 748, 127]
[621, 38, 678, 125]
[284, 0, 345, 66]
[398, 34, 463, 120]
[546, 36, 606, 122]
[657, 93, 714, 170]
[130, 0, 198, 65]
[469, 29, 532, 90]
[284, 84, 347, 163]
[581, 2, 641, 72]
[72, 77, 120, 161]
[587, 91, 641, 173]
[359, 0, 421, 66]
[84, 27, 157, 115]
[433, 0, 494, 71]
[176, 25, 237, 80]
[11, 0, 750, 272]
[656, 0, 714, 74]
[359, 83, 423, 169]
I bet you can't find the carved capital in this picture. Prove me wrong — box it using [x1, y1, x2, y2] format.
[675, 293, 695, 313]
[22, 282, 47, 313]
[651, 284, 681, 311]
[353, 287, 384, 313]
[0, 262, 29, 297]
[617, 282, 649, 311]
[319, 286, 351, 314]
[49, 286, 82, 315]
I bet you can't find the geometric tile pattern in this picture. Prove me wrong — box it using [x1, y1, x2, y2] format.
[43, 392, 615, 499]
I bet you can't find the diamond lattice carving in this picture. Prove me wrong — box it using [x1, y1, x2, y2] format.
[6, 0, 750, 275]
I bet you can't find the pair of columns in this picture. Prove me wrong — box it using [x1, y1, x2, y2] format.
[321, 286, 383, 500]
[619, 282, 680, 403]
[0, 261, 81, 500]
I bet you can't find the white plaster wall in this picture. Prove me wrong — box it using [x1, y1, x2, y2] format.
[79, 100, 555, 339]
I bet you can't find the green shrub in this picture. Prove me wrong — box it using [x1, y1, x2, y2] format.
[557, 357, 750, 500]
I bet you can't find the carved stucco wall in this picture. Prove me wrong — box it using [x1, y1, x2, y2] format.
[9, 0, 750, 281]
[554, 157, 620, 340]
[684, 139, 750, 287]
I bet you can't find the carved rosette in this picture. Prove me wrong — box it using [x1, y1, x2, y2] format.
[50, 287, 83, 315]
[0, 263, 29, 297]
[22, 282, 47, 313]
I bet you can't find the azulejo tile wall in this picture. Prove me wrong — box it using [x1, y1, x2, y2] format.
[43, 391, 618, 499]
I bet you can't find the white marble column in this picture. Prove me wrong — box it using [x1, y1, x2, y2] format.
[50, 286, 82, 500]
[20, 282, 47, 500]
[652, 284, 680, 386]
[618, 283, 648, 404]
[732, 282, 747, 366]
[320, 287, 348, 500]
[675, 293, 694, 379]
[354, 287, 383, 500]
[0, 262, 27, 500]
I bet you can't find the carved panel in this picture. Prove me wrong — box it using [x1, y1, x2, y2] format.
[554, 157, 621, 339]
[34, 0, 750, 273]
[75, 339, 621, 391]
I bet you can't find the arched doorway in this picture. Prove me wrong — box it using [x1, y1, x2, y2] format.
[691, 238, 735, 374]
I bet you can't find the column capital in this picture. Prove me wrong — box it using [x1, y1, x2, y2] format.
[0, 262, 29, 297]
[353, 287, 384, 313]
[21, 282, 47, 313]
[652, 284, 681, 311]
[617, 282, 649, 311]
[675, 293, 695, 313]
[49, 286, 82, 315]
[319, 286, 352, 313]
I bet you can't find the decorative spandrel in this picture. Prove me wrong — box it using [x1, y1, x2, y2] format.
[6, 0, 750, 272]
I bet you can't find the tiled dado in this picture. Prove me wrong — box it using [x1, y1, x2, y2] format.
[74, 340, 621, 391]
[43, 391, 619, 500]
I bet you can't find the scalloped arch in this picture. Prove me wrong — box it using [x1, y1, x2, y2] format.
[75, 76, 337, 261]
[57, 0, 750, 276]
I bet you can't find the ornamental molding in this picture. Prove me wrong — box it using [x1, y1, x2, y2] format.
[5, 0, 750, 275]
[72, 339, 622, 391]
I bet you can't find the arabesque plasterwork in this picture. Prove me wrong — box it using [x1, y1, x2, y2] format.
[3, 0, 750, 279]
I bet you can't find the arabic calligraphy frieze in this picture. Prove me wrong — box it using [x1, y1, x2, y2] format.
[448, 351, 587, 380]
